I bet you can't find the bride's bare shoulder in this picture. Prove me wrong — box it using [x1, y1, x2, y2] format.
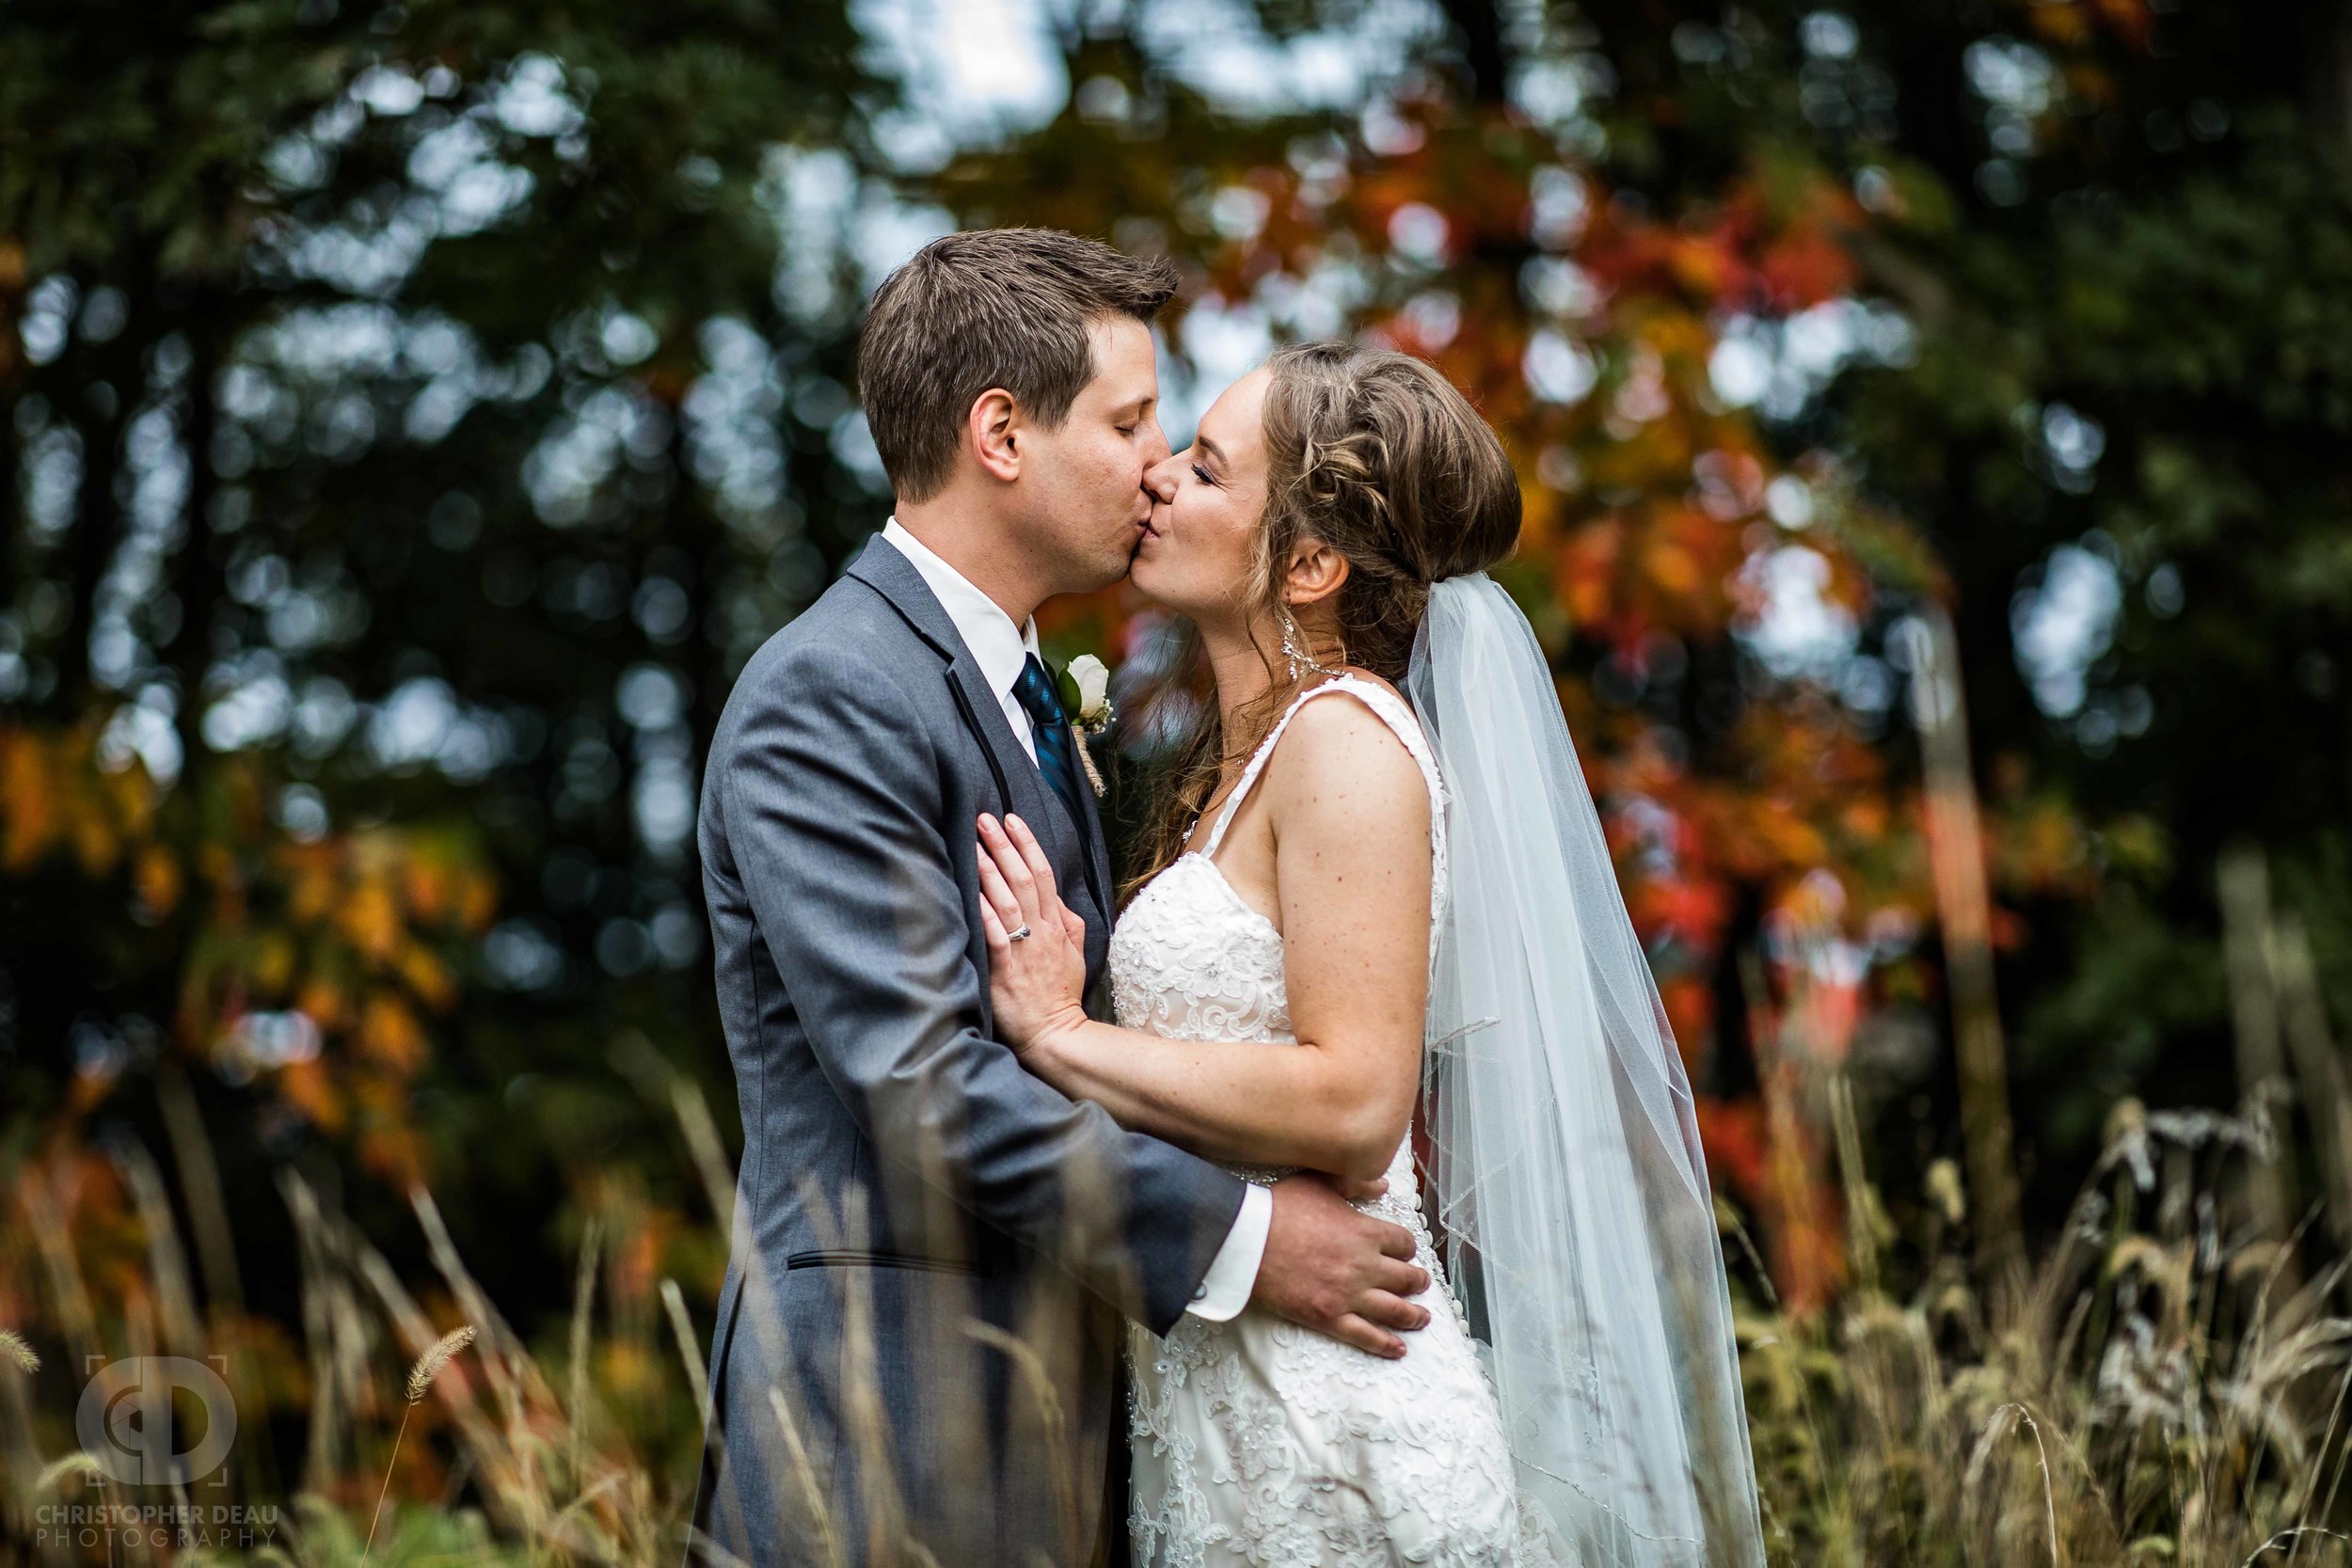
[1260, 673, 1432, 838]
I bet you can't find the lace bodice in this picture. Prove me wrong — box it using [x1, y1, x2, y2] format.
[1104, 678, 1557, 1567]
[1109, 675, 1448, 1058]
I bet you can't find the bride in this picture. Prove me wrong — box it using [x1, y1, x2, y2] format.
[974, 342, 1765, 1568]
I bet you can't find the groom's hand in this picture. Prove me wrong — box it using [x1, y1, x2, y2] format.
[1251, 1176, 1432, 1358]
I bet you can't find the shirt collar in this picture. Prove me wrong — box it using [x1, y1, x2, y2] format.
[880, 516, 1042, 700]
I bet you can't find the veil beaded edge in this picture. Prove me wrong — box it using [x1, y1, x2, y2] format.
[1406, 574, 1765, 1568]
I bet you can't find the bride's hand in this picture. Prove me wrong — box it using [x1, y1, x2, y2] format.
[976, 813, 1089, 1057]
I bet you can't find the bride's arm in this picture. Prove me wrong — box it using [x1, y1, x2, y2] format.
[980, 699, 1431, 1183]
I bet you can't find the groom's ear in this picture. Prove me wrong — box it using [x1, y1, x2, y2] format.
[1282, 538, 1351, 609]
[967, 388, 1024, 483]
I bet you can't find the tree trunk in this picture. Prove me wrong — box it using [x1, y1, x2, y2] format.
[1904, 607, 2026, 1304]
[2307, 0, 2352, 165]
[2217, 843, 2296, 1249]
[0, 241, 26, 648]
[1435, 0, 1510, 106]
[49, 267, 145, 719]
[167, 313, 228, 768]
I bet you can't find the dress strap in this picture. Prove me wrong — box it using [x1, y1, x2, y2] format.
[1200, 675, 1448, 867]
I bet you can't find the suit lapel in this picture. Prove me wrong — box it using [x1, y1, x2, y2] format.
[1068, 730, 1115, 916]
[846, 536, 1109, 945]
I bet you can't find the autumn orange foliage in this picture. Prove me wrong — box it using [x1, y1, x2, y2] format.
[1, 721, 496, 1189]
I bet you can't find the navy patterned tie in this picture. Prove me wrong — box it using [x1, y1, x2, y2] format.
[1012, 654, 1087, 832]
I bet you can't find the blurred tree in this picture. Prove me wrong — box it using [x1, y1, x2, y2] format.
[0, 0, 884, 1338]
[1568, 0, 2352, 1184]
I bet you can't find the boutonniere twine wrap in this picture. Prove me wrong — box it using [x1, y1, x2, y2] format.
[1057, 654, 1114, 798]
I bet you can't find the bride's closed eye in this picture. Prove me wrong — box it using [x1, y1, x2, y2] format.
[1190, 461, 1216, 487]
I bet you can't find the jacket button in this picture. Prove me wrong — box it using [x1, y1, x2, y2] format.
[1192, 1284, 1208, 1301]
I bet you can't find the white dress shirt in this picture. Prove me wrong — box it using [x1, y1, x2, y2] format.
[880, 518, 1271, 1322]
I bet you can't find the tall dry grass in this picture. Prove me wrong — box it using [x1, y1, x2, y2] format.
[1742, 1086, 2352, 1568]
[4, 1042, 2351, 1565]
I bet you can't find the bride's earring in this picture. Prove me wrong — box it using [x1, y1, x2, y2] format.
[1279, 606, 1315, 683]
[1279, 605, 1338, 682]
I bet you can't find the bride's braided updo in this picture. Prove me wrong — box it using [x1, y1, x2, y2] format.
[1123, 343, 1521, 902]
[1255, 341, 1521, 683]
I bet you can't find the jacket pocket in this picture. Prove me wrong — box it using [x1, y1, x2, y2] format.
[784, 1248, 983, 1276]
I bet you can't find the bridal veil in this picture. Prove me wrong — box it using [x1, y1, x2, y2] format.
[1406, 573, 1766, 1568]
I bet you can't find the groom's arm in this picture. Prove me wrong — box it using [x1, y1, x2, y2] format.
[720, 639, 1244, 1333]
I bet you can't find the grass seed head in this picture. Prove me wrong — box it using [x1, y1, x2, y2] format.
[37, 1453, 103, 1494]
[406, 1323, 477, 1404]
[0, 1329, 39, 1374]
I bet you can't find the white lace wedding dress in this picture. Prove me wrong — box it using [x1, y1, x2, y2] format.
[1108, 676, 1564, 1568]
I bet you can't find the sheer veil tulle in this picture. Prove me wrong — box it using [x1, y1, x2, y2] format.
[1406, 574, 1765, 1568]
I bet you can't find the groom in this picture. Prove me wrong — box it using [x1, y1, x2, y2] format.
[688, 228, 1432, 1567]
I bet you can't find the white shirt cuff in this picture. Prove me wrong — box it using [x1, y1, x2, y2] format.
[1184, 1183, 1271, 1323]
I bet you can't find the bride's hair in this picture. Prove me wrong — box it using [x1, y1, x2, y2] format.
[1123, 342, 1520, 902]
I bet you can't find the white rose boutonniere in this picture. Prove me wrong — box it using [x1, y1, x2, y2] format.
[1057, 654, 1115, 797]
[1065, 655, 1112, 728]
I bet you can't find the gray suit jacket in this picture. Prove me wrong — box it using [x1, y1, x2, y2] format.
[687, 535, 1248, 1567]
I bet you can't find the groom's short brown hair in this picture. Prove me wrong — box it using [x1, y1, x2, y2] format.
[858, 228, 1179, 503]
